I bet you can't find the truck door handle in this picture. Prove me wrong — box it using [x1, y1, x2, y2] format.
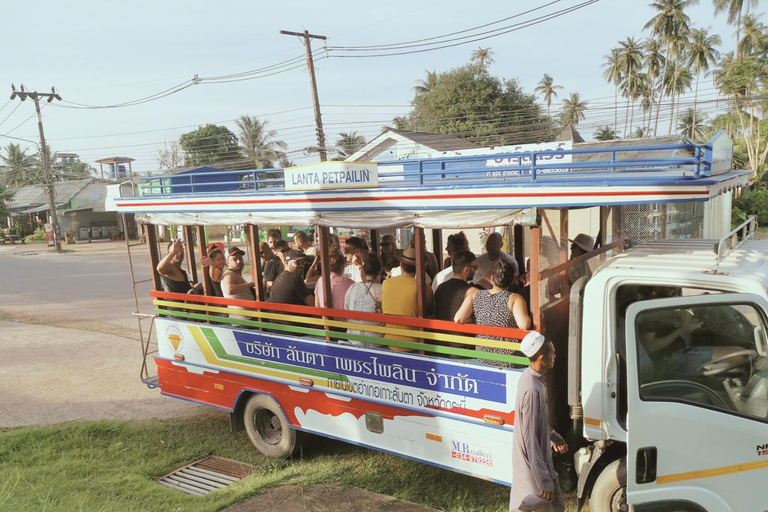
[635, 447, 657, 484]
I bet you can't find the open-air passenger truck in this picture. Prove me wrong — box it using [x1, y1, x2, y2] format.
[113, 131, 768, 511]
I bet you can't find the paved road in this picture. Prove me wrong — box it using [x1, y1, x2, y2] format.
[0, 241, 206, 428]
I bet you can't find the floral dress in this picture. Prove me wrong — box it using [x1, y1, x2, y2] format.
[472, 290, 525, 368]
[343, 281, 384, 348]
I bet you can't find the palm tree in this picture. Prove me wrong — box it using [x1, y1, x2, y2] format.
[277, 157, 295, 168]
[713, 0, 759, 61]
[1, 143, 40, 186]
[644, 0, 697, 135]
[334, 132, 367, 160]
[413, 70, 438, 97]
[632, 126, 650, 139]
[678, 107, 709, 139]
[601, 48, 623, 139]
[617, 37, 645, 137]
[739, 13, 766, 57]
[235, 116, 288, 169]
[687, 27, 722, 131]
[594, 126, 619, 141]
[534, 74, 564, 117]
[391, 116, 409, 130]
[470, 47, 495, 76]
[560, 93, 589, 126]
[642, 37, 666, 130]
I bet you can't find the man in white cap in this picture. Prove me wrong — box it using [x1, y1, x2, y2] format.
[568, 233, 594, 285]
[510, 332, 567, 512]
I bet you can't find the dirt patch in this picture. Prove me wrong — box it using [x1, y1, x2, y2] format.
[222, 482, 437, 512]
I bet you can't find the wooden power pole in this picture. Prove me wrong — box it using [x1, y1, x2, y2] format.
[10, 84, 63, 251]
[279, 29, 328, 161]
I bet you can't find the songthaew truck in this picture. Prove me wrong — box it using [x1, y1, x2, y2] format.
[113, 131, 768, 510]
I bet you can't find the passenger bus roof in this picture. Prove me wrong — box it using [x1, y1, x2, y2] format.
[113, 133, 750, 229]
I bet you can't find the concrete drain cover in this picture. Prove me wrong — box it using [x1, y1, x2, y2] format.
[158, 456, 255, 496]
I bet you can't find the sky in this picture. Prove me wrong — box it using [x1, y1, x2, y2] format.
[0, 0, 739, 175]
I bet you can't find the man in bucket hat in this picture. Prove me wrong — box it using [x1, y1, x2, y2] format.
[510, 332, 568, 512]
[381, 243, 434, 351]
[568, 233, 595, 285]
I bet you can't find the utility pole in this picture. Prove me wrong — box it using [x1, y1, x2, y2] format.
[10, 85, 63, 251]
[280, 29, 328, 161]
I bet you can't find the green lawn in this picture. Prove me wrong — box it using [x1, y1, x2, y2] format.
[0, 414, 580, 511]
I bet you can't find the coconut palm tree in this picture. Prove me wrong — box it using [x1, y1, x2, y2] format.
[739, 13, 767, 57]
[601, 48, 623, 139]
[687, 27, 722, 131]
[413, 70, 438, 97]
[713, 0, 759, 61]
[1, 143, 40, 186]
[334, 132, 367, 160]
[534, 74, 564, 117]
[235, 116, 288, 169]
[642, 37, 666, 130]
[594, 126, 619, 141]
[470, 47, 495, 76]
[678, 107, 709, 139]
[617, 37, 645, 137]
[644, 0, 696, 135]
[560, 93, 589, 126]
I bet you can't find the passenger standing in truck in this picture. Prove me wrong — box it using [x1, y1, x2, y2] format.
[510, 332, 568, 512]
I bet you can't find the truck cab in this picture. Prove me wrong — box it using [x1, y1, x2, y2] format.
[577, 227, 768, 511]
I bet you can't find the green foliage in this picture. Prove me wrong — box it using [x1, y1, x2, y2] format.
[0, 184, 12, 225]
[734, 188, 768, 225]
[235, 116, 287, 169]
[407, 65, 551, 145]
[0, 143, 40, 186]
[180, 124, 242, 167]
[25, 226, 47, 242]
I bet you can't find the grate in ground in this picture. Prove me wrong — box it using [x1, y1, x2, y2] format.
[158, 455, 256, 496]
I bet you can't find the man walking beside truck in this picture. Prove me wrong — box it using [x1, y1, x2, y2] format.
[510, 332, 568, 512]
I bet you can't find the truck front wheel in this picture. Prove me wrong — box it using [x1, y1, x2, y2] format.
[243, 394, 296, 458]
[589, 458, 627, 512]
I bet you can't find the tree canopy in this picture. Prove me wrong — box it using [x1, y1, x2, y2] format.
[406, 65, 551, 145]
[179, 124, 241, 167]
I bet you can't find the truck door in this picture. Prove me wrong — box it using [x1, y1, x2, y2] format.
[625, 293, 768, 512]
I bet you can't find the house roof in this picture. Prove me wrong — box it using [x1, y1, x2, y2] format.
[556, 125, 585, 143]
[385, 129, 481, 151]
[8, 180, 92, 208]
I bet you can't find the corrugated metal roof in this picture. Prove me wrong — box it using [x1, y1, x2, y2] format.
[8, 180, 92, 208]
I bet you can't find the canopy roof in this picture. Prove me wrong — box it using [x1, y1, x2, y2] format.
[114, 132, 749, 229]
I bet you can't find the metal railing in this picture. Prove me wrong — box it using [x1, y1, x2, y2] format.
[137, 132, 729, 197]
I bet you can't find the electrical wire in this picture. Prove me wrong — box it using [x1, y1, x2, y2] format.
[327, 1, 601, 58]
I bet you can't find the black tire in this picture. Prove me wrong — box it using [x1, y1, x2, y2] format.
[243, 394, 296, 458]
[589, 458, 627, 512]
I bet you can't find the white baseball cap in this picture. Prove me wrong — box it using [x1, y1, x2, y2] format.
[521, 331, 546, 358]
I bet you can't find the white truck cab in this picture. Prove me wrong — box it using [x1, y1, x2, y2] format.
[576, 226, 768, 511]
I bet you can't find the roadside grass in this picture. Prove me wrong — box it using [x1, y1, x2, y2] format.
[0, 415, 580, 511]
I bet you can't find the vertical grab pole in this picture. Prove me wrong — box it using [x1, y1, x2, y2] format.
[247, 225, 264, 301]
[530, 225, 541, 331]
[432, 229, 443, 271]
[414, 227, 427, 354]
[145, 224, 162, 292]
[370, 229, 380, 257]
[318, 226, 333, 341]
[559, 209, 569, 299]
[183, 226, 198, 285]
[196, 225, 212, 297]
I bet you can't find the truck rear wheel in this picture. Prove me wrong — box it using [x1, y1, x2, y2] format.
[243, 394, 296, 458]
[589, 458, 627, 512]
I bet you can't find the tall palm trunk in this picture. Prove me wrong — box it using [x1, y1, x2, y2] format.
[667, 60, 678, 136]
[691, 72, 700, 138]
[653, 46, 671, 137]
[613, 84, 618, 140]
[623, 94, 631, 138]
[629, 98, 636, 135]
